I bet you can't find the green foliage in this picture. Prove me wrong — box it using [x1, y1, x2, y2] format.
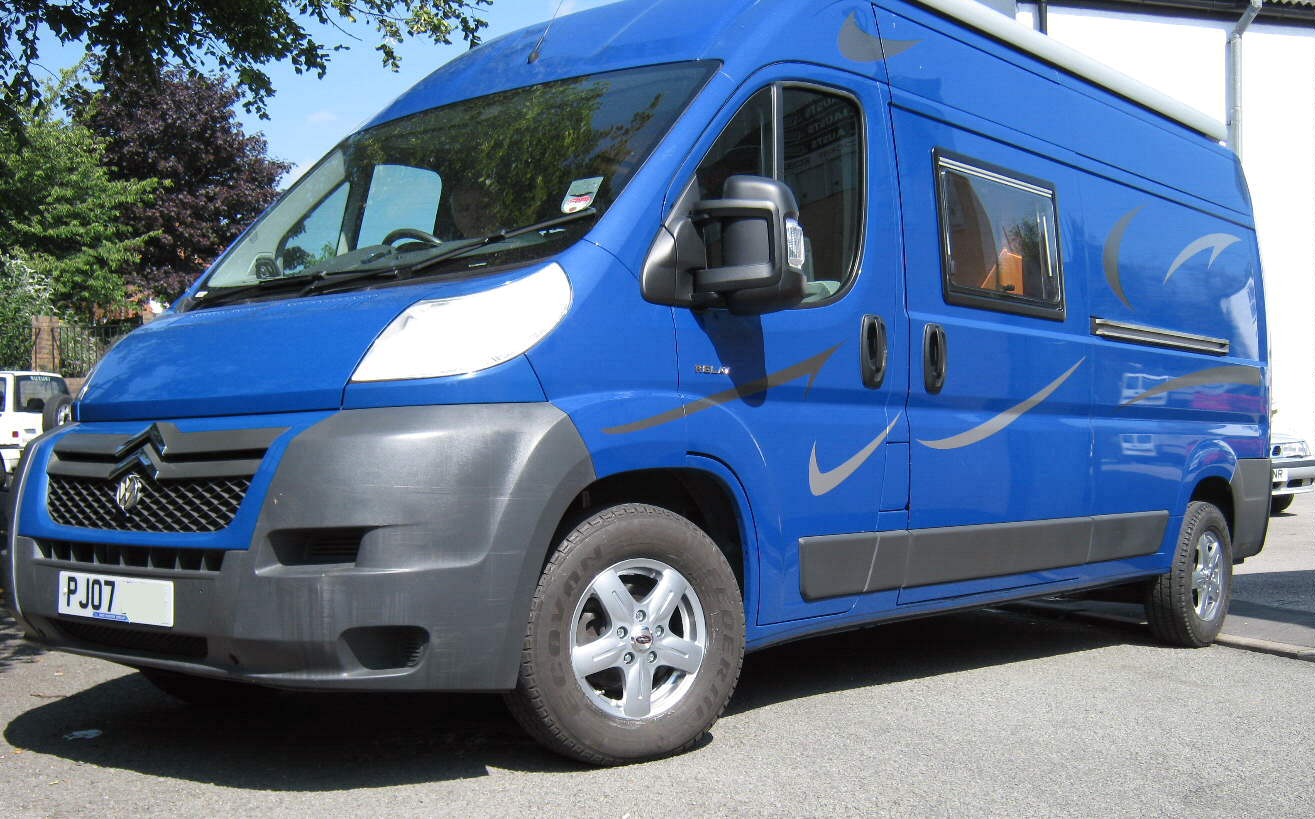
[0, 84, 157, 314]
[2, 1, 491, 130]
[0, 253, 54, 369]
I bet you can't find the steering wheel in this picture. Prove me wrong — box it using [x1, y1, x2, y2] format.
[382, 227, 443, 248]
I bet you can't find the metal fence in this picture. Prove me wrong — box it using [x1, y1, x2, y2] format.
[30, 317, 143, 378]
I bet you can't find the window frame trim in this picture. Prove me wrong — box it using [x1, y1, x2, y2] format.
[932, 148, 1067, 322]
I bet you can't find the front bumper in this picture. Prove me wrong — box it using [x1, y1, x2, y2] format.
[8, 404, 594, 691]
[1271, 458, 1315, 496]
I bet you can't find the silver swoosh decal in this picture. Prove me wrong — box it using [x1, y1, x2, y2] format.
[1119, 365, 1261, 407]
[1163, 233, 1241, 283]
[604, 344, 843, 435]
[918, 358, 1086, 450]
[838, 11, 918, 63]
[808, 413, 902, 497]
[1102, 207, 1142, 311]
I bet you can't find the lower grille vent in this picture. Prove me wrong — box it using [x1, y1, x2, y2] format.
[37, 540, 226, 573]
[56, 620, 208, 660]
[271, 528, 367, 566]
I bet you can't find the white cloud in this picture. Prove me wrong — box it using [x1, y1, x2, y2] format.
[306, 110, 339, 125]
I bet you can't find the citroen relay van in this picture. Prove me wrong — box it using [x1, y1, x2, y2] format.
[3, 0, 1269, 765]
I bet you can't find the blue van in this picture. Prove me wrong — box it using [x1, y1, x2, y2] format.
[3, 0, 1269, 764]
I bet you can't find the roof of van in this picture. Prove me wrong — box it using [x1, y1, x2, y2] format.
[373, 0, 1226, 144]
[913, 0, 1226, 141]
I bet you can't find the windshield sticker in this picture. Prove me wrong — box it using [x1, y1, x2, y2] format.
[561, 177, 604, 214]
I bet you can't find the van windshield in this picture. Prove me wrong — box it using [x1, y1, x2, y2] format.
[201, 61, 715, 295]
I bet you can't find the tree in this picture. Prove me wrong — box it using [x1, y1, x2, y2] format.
[2, 1, 491, 132]
[0, 85, 156, 314]
[0, 253, 55, 369]
[70, 65, 293, 301]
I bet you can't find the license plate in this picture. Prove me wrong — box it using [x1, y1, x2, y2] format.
[57, 571, 174, 628]
[1273, 468, 1289, 483]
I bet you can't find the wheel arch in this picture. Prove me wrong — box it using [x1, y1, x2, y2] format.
[551, 461, 759, 606]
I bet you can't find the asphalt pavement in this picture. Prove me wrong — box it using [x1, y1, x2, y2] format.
[1, 501, 1313, 815]
[1015, 490, 1315, 659]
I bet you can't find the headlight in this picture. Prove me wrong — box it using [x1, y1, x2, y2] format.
[351, 263, 572, 382]
[1276, 441, 1310, 459]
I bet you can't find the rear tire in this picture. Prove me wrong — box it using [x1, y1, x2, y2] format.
[504, 503, 745, 766]
[1145, 501, 1232, 647]
[1270, 494, 1294, 515]
[140, 667, 280, 707]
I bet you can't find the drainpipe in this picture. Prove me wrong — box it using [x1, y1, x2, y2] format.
[1226, 0, 1263, 154]
[1037, 0, 1049, 34]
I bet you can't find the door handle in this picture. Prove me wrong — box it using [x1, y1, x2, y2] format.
[861, 314, 887, 389]
[923, 323, 947, 394]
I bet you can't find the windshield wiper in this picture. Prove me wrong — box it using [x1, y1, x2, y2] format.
[297, 208, 600, 297]
[187, 273, 319, 309]
[408, 207, 599, 276]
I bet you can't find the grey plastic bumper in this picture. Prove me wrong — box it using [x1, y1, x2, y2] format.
[12, 404, 595, 691]
[1231, 457, 1271, 560]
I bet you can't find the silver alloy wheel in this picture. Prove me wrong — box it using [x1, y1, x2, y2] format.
[570, 557, 707, 720]
[54, 403, 72, 426]
[1192, 530, 1225, 620]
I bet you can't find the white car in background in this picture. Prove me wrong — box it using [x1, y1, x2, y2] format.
[1270, 432, 1314, 514]
[0, 371, 73, 482]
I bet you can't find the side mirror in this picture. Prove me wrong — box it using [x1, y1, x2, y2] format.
[693, 175, 805, 294]
[642, 175, 807, 315]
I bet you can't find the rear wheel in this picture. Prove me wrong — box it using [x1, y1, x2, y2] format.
[1270, 494, 1294, 514]
[139, 667, 280, 707]
[1145, 501, 1232, 647]
[504, 503, 744, 766]
[42, 395, 72, 431]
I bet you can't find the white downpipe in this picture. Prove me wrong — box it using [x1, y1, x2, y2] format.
[1226, 0, 1264, 154]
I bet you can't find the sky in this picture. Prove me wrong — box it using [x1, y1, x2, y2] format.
[32, 0, 615, 184]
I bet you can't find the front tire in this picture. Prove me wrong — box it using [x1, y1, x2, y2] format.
[504, 503, 745, 765]
[1145, 501, 1232, 647]
[1270, 494, 1294, 515]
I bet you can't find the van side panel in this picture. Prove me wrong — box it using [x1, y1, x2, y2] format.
[871, 2, 1250, 219]
[1082, 175, 1268, 554]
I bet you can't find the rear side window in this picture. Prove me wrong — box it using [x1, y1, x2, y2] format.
[935, 153, 1064, 319]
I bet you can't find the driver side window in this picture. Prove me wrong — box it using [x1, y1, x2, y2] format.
[695, 83, 864, 304]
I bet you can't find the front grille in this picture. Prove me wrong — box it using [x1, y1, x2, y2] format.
[36, 539, 227, 572]
[48, 475, 251, 533]
[44, 421, 287, 534]
[55, 620, 208, 660]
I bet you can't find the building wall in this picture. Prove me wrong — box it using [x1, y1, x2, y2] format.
[1016, 5, 1315, 443]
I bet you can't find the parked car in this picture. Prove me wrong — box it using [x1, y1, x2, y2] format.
[1270, 432, 1314, 513]
[0, 371, 72, 482]
[4, 0, 1270, 765]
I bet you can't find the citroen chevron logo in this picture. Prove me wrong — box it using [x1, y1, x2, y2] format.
[115, 474, 144, 513]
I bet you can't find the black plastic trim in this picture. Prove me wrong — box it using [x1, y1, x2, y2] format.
[1231, 457, 1271, 560]
[799, 512, 1167, 601]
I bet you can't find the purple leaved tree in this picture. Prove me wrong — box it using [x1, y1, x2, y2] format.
[69, 66, 293, 303]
